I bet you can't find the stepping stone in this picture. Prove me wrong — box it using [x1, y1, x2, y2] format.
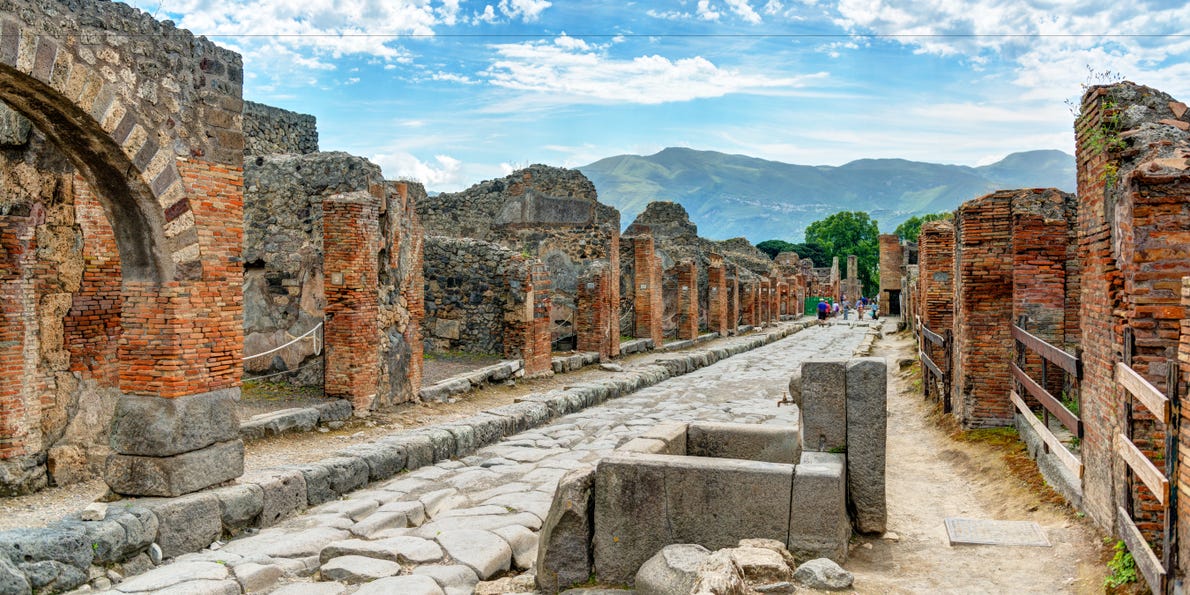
[231, 561, 284, 593]
[107, 561, 230, 593]
[350, 511, 412, 537]
[420, 488, 469, 518]
[321, 536, 444, 565]
[492, 525, 538, 570]
[308, 499, 379, 521]
[377, 500, 427, 526]
[413, 564, 480, 591]
[415, 512, 542, 537]
[354, 575, 445, 595]
[222, 527, 351, 559]
[435, 530, 512, 579]
[319, 555, 402, 584]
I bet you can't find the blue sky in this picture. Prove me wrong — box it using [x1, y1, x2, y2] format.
[129, 0, 1190, 192]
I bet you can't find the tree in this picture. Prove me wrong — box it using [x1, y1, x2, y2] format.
[756, 239, 796, 259]
[804, 211, 880, 295]
[894, 212, 953, 243]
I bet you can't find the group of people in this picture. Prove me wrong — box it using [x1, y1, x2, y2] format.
[816, 295, 878, 325]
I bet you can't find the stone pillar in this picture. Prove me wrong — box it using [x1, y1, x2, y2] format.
[632, 235, 664, 346]
[707, 256, 728, 336]
[322, 193, 381, 414]
[676, 261, 699, 341]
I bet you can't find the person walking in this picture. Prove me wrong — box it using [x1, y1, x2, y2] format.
[817, 299, 828, 326]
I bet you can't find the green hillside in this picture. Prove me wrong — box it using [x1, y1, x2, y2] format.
[578, 147, 1075, 243]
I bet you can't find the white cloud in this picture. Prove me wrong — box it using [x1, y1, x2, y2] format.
[646, 9, 692, 20]
[372, 152, 465, 187]
[724, 0, 762, 23]
[697, 0, 722, 21]
[499, 0, 552, 21]
[482, 35, 825, 105]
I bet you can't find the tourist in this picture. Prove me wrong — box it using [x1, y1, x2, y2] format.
[842, 299, 851, 320]
[817, 299, 828, 325]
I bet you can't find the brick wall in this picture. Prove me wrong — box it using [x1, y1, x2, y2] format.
[0, 212, 38, 462]
[727, 265, 740, 331]
[577, 264, 615, 361]
[631, 235, 664, 345]
[917, 220, 954, 369]
[742, 282, 758, 327]
[322, 193, 380, 413]
[707, 258, 728, 336]
[66, 180, 121, 387]
[878, 235, 903, 317]
[676, 261, 699, 340]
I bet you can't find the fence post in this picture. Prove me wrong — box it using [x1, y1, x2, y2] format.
[943, 329, 953, 414]
[1164, 362, 1180, 593]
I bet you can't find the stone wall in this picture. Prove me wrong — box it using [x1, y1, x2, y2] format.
[417, 166, 619, 349]
[423, 236, 533, 355]
[243, 101, 318, 156]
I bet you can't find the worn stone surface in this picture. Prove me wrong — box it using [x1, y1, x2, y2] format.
[788, 452, 848, 563]
[799, 360, 847, 452]
[634, 543, 711, 594]
[319, 555, 402, 584]
[242, 468, 308, 526]
[212, 482, 264, 533]
[434, 530, 512, 580]
[536, 465, 596, 594]
[104, 439, 245, 497]
[231, 561, 284, 593]
[108, 560, 230, 593]
[290, 456, 370, 506]
[270, 583, 348, 595]
[354, 575, 445, 595]
[793, 558, 853, 590]
[412, 564, 479, 592]
[0, 555, 30, 595]
[686, 421, 799, 464]
[107, 391, 241, 457]
[846, 357, 887, 534]
[492, 524, 538, 570]
[690, 549, 748, 595]
[730, 546, 792, 584]
[241, 408, 320, 441]
[321, 536, 442, 565]
[143, 493, 223, 559]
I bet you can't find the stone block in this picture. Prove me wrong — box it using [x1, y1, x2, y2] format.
[212, 482, 264, 533]
[846, 358, 887, 534]
[336, 443, 407, 482]
[232, 561, 284, 593]
[634, 544, 711, 595]
[0, 454, 47, 496]
[536, 466, 595, 595]
[0, 556, 29, 595]
[315, 399, 354, 422]
[788, 452, 848, 564]
[242, 468, 307, 527]
[240, 407, 319, 440]
[461, 414, 509, 447]
[104, 439, 244, 497]
[54, 505, 157, 564]
[690, 548, 747, 595]
[415, 428, 457, 462]
[143, 492, 222, 559]
[290, 456, 370, 506]
[442, 424, 477, 457]
[16, 560, 86, 593]
[108, 390, 240, 457]
[687, 422, 799, 464]
[800, 360, 847, 452]
[320, 555, 402, 584]
[0, 528, 93, 575]
[594, 453, 793, 586]
[638, 421, 687, 455]
[487, 401, 552, 434]
[356, 575, 444, 595]
[435, 530, 511, 580]
[383, 434, 435, 471]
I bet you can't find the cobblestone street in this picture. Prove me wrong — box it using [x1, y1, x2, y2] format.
[100, 321, 873, 594]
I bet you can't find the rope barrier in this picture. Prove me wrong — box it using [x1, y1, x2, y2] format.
[242, 322, 323, 362]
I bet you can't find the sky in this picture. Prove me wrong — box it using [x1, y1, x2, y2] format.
[128, 0, 1190, 192]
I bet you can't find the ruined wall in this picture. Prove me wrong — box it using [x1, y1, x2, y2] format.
[243, 101, 318, 156]
[417, 166, 619, 349]
[917, 220, 955, 337]
[1074, 84, 1190, 562]
[878, 235, 903, 316]
[242, 152, 422, 407]
[950, 188, 1074, 429]
[423, 236, 531, 355]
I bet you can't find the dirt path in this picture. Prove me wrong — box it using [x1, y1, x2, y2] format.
[845, 328, 1109, 593]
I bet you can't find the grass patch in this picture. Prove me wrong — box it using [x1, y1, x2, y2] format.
[950, 426, 1068, 508]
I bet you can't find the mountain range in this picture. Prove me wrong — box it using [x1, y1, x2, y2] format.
[578, 147, 1076, 243]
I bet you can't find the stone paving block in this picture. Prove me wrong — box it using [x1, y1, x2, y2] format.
[383, 433, 435, 471]
[377, 500, 427, 526]
[231, 561, 284, 593]
[492, 524, 538, 570]
[0, 556, 29, 595]
[435, 529, 512, 580]
[240, 407, 319, 441]
[270, 582, 348, 595]
[242, 468, 307, 527]
[686, 422, 799, 464]
[535, 466, 596, 594]
[142, 492, 222, 559]
[319, 554, 402, 583]
[309, 498, 378, 522]
[211, 482, 264, 533]
[220, 526, 350, 559]
[104, 439, 245, 497]
[846, 357, 887, 534]
[105, 560, 229, 593]
[788, 452, 848, 564]
[355, 575, 445, 595]
[420, 488, 468, 518]
[289, 457, 370, 506]
[800, 360, 847, 452]
[634, 543, 711, 595]
[413, 564, 479, 592]
[442, 424, 477, 457]
[637, 421, 688, 455]
[315, 399, 354, 423]
[416, 428, 458, 463]
[335, 443, 407, 482]
[349, 511, 411, 538]
[464, 414, 513, 446]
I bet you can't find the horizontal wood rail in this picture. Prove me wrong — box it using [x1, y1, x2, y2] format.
[921, 324, 945, 347]
[1118, 506, 1165, 595]
[1011, 325, 1080, 377]
[1116, 362, 1170, 424]
[1011, 391, 1082, 478]
[1010, 362, 1082, 437]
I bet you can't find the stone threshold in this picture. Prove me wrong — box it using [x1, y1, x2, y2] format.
[0, 319, 827, 593]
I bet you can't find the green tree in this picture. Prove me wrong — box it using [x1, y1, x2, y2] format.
[894, 212, 954, 243]
[756, 239, 797, 259]
[804, 211, 880, 295]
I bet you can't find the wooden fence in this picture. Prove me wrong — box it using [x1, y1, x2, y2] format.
[917, 315, 952, 413]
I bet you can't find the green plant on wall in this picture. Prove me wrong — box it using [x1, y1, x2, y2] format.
[1104, 540, 1137, 588]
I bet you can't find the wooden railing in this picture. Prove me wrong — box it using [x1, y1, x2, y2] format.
[916, 315, 952, 413]
[1116, 327, 1180, 595]
[1009, 323, 1083, 479]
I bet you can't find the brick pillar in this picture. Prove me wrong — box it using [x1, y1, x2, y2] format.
[0, 211, 41, 489]
[633, 235, 663, 345]
[577, 265, 614, 361]
[951, 192, 1014, 428]
[527, 263, 554, 376]
[707, 259, 728, 336]
[323, 193, 381, 414]
[878, 235, 903, 317]
[676, 261, 699, 340]
[918, 220, 955, 368]
[742, 282, 758, 327]
[727, 266, 739, 333]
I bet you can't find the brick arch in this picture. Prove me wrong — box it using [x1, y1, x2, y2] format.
[0, 62, 175, 283]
